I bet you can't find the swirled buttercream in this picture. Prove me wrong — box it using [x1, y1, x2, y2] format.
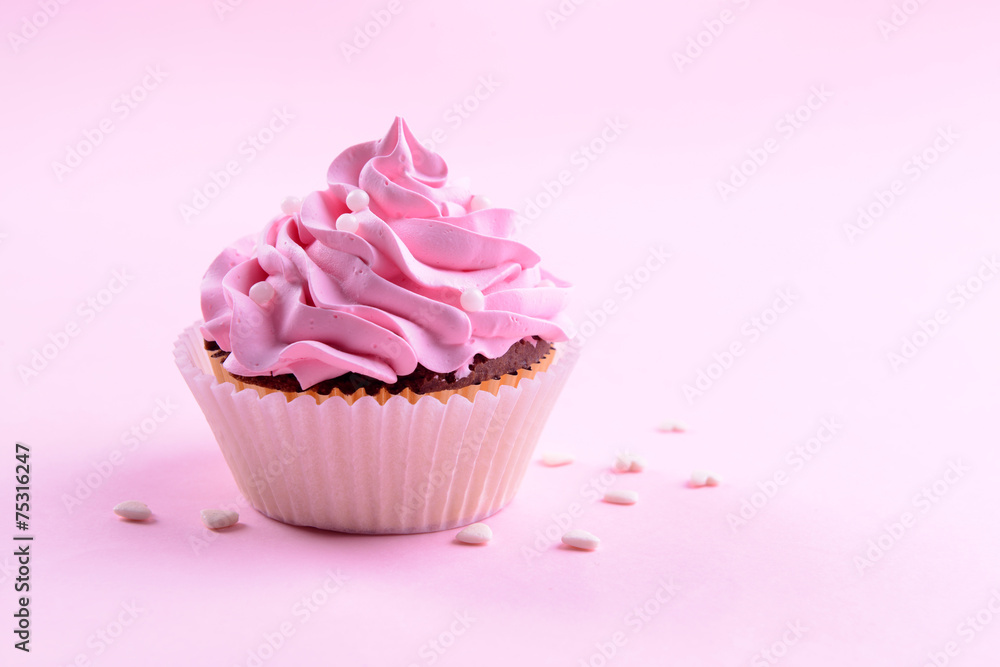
[201, 117, 570, 390]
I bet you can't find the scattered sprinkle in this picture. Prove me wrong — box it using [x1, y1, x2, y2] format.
[603, 490, 639, 505]
[562, 529, 600, 551]
[657, 420, 687, 433]
[614, 452, 646, 473]
[280, 196, 301, 215]
[201, 509, 239, 530]
[456, 523, 492, 545]
[540, 452, 574, 467]
[690, 471, 721, 487]
[113, 501, 152, 521]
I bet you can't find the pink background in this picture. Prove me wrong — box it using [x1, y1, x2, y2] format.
[3, 0, 1000, 664]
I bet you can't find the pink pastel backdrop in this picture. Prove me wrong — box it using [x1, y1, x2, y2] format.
[3, 0, 1000, 665]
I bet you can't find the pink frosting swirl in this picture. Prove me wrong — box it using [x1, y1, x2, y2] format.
[201, 117, 570, 389]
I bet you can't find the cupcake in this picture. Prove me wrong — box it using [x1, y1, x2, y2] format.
[174, 117, 576, 534]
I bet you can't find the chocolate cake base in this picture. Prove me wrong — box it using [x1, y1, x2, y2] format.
[204, 338, 552, 396]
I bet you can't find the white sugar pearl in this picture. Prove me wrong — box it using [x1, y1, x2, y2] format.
[540, 452, 574, 467]
[456, 523, 492, 545]
[201, 509, 239, 530]
[280, 196, 301, 215]
[113, 501, 152, 521]
[345, 189, 370, 212]
[562, 529, 600, 550]
[249, 281, 275, 306]
[628, 456, 647, 473]
[690, 470, 710, 487]
[460, 288, 485, 312]
[469, 194, 491, 212]
[658, 420, 687, 433]
[603, 490, 639, 505]
[336, 213, 359, 233]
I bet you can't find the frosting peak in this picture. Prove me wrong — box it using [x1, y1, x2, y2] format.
[201, 117, 570, 390]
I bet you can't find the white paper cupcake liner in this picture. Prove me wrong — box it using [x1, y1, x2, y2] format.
[173, 323, 578, 534]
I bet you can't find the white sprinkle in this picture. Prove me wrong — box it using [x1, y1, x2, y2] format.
[603, 490, 639, 505]
[658, 420, 687, 433]
[455, 523, 492, 545]
[460, 288, 485, 312]
[614, 452, 647, 473]
[336, 213, 359, 233]
[691, 470, 720, 487]
[469, 194, 491, 212]
[540, 452, 574, 467]
[249, 281, 275, 306]
[562, 529, 600, 550]
[280, 196, 302, 215]
[345, 189, 370, 212]
[113, 501, 152, 521]
[201, 509, 239, 530]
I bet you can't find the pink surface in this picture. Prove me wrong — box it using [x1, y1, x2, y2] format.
[3, 0, 1000, 665]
